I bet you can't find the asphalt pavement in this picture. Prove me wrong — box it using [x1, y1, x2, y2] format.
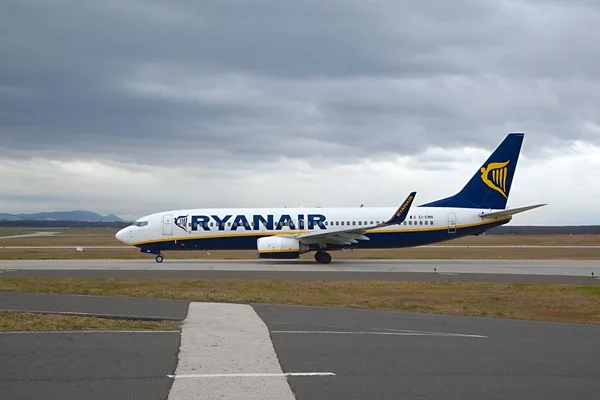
[0, 292, 189, 320]
[254, 304, 600, 400]
[0, 330, 180, 400]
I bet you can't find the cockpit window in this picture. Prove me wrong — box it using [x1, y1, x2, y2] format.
[132, 221, 148, 227]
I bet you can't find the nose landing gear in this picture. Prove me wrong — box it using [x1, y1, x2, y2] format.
[155, 255, 164, 263]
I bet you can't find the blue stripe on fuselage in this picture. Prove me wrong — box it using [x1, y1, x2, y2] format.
[137, 219, 508, 253]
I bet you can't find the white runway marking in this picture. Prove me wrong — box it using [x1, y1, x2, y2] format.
[271, 330, 487, 338]
[167, 302, 300, 400]
[168, 372, 335, 379]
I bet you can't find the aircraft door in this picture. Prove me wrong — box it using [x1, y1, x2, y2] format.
[447, 213, 456, 234]
[163, 214, 173, 236]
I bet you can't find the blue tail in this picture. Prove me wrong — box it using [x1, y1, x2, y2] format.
[421, 133, 524, 210]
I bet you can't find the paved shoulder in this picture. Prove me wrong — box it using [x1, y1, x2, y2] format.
[0, 292, 189, 320]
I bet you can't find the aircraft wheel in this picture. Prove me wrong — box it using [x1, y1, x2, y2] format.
[315, 251, 332, 264]
[155, 255, 164, 263]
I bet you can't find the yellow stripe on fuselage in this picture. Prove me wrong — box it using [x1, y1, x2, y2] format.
[258, 249, 299, 253]
[130, 217, 510, 247]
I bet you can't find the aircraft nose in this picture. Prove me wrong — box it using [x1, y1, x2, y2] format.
[115, 228, 128, 244]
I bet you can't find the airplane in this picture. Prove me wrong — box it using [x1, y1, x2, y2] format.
[115, 133, 546, 264]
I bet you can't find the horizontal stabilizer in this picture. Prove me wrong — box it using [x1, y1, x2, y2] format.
[479, 204, 546, 219]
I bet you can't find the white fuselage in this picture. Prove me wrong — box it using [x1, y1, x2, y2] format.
[117, 205, 510, 252]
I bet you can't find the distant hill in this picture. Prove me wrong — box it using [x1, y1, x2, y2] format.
[0, 210, 124, 222]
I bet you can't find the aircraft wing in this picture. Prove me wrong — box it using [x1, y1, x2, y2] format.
[479, 204, 546, 219]
[294, 192, 416, 246]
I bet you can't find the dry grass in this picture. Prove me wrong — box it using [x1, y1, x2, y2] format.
[1, 278, 599, 325]
[0, 311, 180, 332]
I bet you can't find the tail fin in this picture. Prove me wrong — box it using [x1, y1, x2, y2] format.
[421, 133, 524, 210]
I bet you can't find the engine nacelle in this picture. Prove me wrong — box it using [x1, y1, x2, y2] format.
[257, 236, 309, 259]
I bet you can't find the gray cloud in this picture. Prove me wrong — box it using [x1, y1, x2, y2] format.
[2, 0, 600, 166]
[1, 1, 600, 223]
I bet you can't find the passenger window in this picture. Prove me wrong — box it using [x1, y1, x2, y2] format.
[419, 221, 423, 225]
[353, 221, 356, 225]
[358, 221, 362, 225]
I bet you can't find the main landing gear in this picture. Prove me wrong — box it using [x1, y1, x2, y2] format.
[314, 251, 332, 264]
[155, 254, 164, 263]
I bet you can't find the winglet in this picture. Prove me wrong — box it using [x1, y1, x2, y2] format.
[383, 191, 416, 226]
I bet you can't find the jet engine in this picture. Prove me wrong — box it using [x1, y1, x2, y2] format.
[257, 236, 309, 259]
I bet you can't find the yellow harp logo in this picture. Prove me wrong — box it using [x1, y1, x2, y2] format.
[480, 161, 510, 198]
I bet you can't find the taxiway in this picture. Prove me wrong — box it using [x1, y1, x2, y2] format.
[1, 259, 599, 280]
[2, 294, 599, 400]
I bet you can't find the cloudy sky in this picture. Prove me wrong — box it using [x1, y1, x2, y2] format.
[1, 0, 599, 224]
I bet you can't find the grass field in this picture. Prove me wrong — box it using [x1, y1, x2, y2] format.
[1, 279, 599, 325]
[1, 228, 600, 259]
[0, 311, 180, 332]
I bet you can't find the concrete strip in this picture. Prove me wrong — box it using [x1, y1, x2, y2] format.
[167, 302, 296, 400]
[3, 269, 598, 284]
[1, 259, 600, 276]
[0, 232, 60, 239]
